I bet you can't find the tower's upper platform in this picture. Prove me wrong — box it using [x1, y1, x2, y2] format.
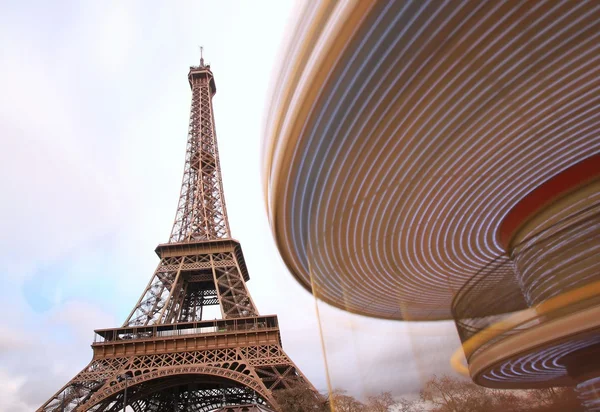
[188, 62, 216, 95]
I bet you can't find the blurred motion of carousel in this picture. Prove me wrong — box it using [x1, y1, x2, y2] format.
[263, 0, 600, 409]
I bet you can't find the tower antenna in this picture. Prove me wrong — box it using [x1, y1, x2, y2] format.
[199, 46, 204, 67]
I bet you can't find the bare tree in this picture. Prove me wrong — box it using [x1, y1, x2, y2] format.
[273, 382, 329, 412]
[422, 375, 480, 412]
[396, 397, 421, 412]
[420, 375, 525, 412]
[418, 374, 584, 412]
[526, 387, 582, 411]
[273, 376, 581, 412]
[330, 389, 365, 412]
[364, 391, 399, 412]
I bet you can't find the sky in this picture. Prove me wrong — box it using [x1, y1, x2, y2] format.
[0, 1, 461, 410]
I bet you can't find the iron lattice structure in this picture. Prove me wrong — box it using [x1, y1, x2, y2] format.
[38, 57, 310, 412]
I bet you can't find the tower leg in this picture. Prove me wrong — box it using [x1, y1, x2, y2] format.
[37, 339, 313, 412]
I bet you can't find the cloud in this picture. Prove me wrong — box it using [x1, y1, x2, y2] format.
[0, 23, 122, 280]
[0, 370, 29, 412]
[0, 326, 31, 353]
[0, 300, 117, 410]
[49, 300, 118, 340]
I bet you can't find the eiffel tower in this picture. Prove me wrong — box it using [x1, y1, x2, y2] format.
[38, 54, 313, 412]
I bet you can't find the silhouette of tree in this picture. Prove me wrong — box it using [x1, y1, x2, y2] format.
[396, 397, 420, 412]
[416, 374, 582, 412]
[273, 382, 329, 412]
[526, 387, 582, 411]
[330, 389, 365, 412]
[420, 374, 496, 412]
[274, 375, 581, 412]
[275, 386, 401, 412]
[365, 392, 398, 412]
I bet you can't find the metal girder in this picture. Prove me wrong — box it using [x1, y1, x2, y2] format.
[123, 249, 258, 326]
[38, 58, 315, 412]
[170, 63, 230, 243]
[37, 345, 309, 412]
